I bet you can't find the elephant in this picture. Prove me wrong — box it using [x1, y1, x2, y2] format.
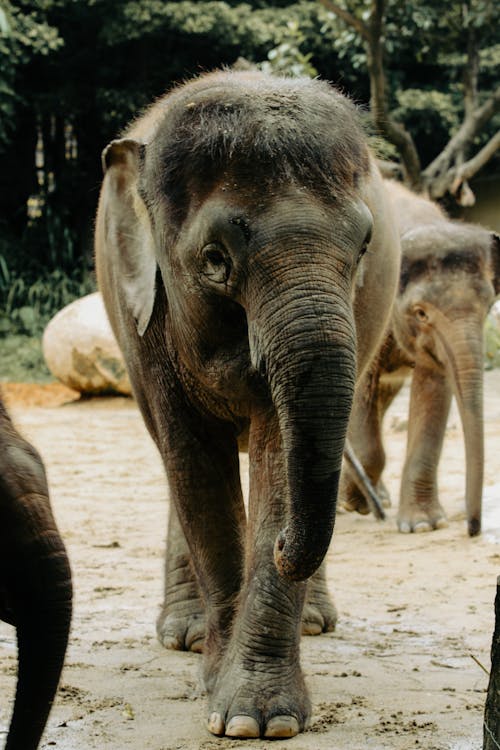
[95, 70, 400, 739]
[343, 179, 500, 535]
[0, 393, 72, 749]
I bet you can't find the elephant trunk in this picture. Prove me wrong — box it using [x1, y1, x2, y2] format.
[4, 491, 72, 750]
[435, 315, 485, 536]
[248, 262, 356, 582]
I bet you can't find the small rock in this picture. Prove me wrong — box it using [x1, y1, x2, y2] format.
[43, 293, 132, 396]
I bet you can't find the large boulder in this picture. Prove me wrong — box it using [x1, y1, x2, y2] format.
[43, 292, 132, 396]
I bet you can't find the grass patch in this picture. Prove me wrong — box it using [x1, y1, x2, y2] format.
[0, 335, 53, 383]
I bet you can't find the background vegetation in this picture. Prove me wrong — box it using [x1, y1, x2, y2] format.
[0, 0, 498, 378]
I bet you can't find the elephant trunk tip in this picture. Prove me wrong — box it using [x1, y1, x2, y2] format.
[273, 528, 326, 582]
[468, 517, 481, 537]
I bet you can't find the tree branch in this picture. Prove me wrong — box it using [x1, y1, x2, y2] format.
[317, 0, 370, 41]
[423, 84, 500, 191]
[451, 130, 500, 192]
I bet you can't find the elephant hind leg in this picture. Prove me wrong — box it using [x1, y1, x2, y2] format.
[302, 561, 337, 635]
[156, 505, 205, 653]
[342, 369, 404, 515]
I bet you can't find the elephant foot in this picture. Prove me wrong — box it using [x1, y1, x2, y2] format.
[302, 600, 337, 635]
[302, 570, 337, 635]
[397, 502, 448, 534]
[342, 480, 391, 516]
[376, 480, 392, 508]
[156, 608, 205, 652]
[342, 488, 371, 515]
[206, 654, 310, 738]
[158, 544, 206, 651]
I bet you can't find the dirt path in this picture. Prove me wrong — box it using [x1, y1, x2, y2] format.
[1, 372, 500, 749]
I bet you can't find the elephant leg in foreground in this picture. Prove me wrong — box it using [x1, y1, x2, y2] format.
[207, 410, 310, 738]
[153, 401, 320, 736]
[398, 363, 452, 532]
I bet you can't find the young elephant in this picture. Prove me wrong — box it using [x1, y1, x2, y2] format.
[0, 394, 72, 750]
[95, 70, 400, 739]
[343, 180, 500, 536]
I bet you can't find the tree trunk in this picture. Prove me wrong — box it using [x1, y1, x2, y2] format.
[484, 576, 500, 749]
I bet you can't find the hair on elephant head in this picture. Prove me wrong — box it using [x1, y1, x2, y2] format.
[95, 70, 400, 740]
[344, 179, 500, 537]
[0, 394, 72, 750]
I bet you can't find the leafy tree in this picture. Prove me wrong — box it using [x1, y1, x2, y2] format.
[319, 0, 500, 204]
[0, 1, 347, 277]
[1, 0, 498, 298]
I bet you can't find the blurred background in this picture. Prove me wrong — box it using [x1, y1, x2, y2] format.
[0, 0, 498, 377]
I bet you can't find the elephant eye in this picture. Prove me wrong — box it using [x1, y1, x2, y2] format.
[356, 228, 372, 266]
[201, 242, 231, 285]
[413, 306, 429, 323]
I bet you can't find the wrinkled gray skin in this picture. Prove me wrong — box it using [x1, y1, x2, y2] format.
[343, 180, 500, 536]
[0, 395, 72, 750]
[95, 70, 400, 739]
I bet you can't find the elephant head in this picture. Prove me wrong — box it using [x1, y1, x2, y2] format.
[394, 225, 500, 536]
[0, 396, 72, 749]
[96, 71, 394, 581]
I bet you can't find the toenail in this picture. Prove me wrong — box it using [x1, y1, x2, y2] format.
[226, 715, 260, 738]
[414, 521, 431, 533]
[207, 712, 224, 735]
[264, 715, 300, 737]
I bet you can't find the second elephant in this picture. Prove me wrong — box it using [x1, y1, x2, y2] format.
[343, 179, 500, 535]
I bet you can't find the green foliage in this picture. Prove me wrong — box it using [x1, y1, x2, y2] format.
[319, 7, 367, 71]
[0, 259, 95, 336]
[0, 334, 52, 381]
[485, 311, 500, 370]
[394, 89, 461, 132]
[0, 0, 498, 331]
[22, 203, 78, 270]
[392, 88, 463, 162]
[258, 20, 318, 77]
[0, 1, 63, 147]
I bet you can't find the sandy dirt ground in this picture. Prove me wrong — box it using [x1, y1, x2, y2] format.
[1, 372, 500, 750]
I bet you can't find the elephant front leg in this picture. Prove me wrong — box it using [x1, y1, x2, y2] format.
[157, 503, 205, 653]
[207, 413, 310, 739]
[398, 364, 452, 533]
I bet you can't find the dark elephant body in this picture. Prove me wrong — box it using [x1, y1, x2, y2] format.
[0, 395, 72, 750]
[95, 70, 400, 739]
[344, 179, 500, 535]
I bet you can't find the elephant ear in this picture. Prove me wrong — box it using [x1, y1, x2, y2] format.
[491, 233, 500, 296]
[101, 138, 157, 336]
